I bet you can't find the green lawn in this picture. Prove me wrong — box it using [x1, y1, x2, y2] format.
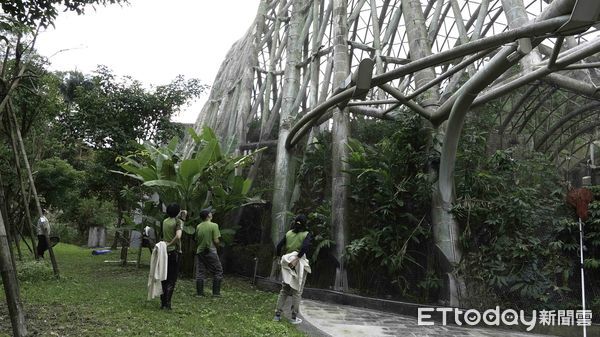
[0, 244, 306, 337]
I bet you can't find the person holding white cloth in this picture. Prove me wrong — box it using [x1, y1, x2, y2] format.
[273, 214, 312, 324]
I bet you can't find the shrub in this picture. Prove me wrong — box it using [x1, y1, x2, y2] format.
[16, 260, 53, 283]
[71, 197, 115, 235]
[51, 221, 81, 245]
[453, 114, 596, 313]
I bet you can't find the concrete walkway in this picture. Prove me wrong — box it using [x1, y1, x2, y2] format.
[300, 299, 557, 337]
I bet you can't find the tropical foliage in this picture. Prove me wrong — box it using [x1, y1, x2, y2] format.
[116, 127, 261, 230]
[452, 112, 600, 314]
[344, 116, 432, 298]
[115, 126, 264, 274]
[293, 115, 436, 300]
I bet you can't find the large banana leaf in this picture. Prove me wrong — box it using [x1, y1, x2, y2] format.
[119, 127, 264, 238]
[196, 138, 217, 164]
[143, 180, 181, 188]
[160, 159, 177, 181]
[109, 170, 146, 182]
[200, 126, 222, 160]
[166, 136, 179, 153]
[120, 162, 157, 181]
[179, 158, 203, 187]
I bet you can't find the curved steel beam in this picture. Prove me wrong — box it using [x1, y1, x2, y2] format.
[559, 136, 595, 168]
[286, 16, 571, 149]
[540, 110, 600, 153]
[523, 92, 577, 145]
[498, 83, 540, 131]
[535, 101, 600, 151]
[467, 35, 600, 111]
[515, 87, 558, 134]
[551, 120, 600, 159]
[371, 17, 568, 87]
[439, 44, 519, 203]
[440, 0, 586, 226]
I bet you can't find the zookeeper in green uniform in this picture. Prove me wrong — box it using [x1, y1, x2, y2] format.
[194, 207, 223, 297]
[160, 203, 186, 310]
[273, 214, 312, 324]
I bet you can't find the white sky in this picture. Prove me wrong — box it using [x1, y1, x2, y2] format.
[36, 0, 261, 124]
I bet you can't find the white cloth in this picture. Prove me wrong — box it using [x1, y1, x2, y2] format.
[147, 241, 168, 300]
[280, 251, 311, 292]
[37, 216, 50, 236]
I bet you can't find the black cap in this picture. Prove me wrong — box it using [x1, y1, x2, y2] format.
[293, 214, 307, 227]
[199, 207, 215, 220]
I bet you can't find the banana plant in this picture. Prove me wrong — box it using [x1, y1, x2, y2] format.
[114, 126, 264, 234]
[113, 126, 265, 276]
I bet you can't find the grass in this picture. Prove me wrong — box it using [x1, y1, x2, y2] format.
[0, 244, 307, 337]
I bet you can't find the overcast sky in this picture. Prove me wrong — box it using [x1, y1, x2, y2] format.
[36, 0, 261, 123]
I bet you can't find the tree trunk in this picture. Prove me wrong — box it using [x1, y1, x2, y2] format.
[401, 0, 464, 306]
[0, 209, 28, 337]
[15, 218, 32, 255]
[331, 0, 350, 292]
[270, 0, 309, 278]
[9, 105, 60, 278]
[13, 225, 23, 261]
[120, 230, 130, 267]
[8, 120, 37, 260]
[0, 172, 21, 264]
[136, 238, 143, 268]
[111, 230, 119, 250]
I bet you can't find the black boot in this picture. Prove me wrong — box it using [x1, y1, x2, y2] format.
[160, 294, 166, 309]
[212, 279, 221, 297]
[164, 285, 174, 310]
[196, 280, 205, 297]
[160, 281, 168, 309]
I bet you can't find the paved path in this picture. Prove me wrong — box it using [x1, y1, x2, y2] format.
[300, 299, 557, 337]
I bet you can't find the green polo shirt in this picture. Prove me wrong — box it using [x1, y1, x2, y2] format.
[195, 221, 221, 254]
[285, 230, 309, 254]
[162, 217, 182, 252]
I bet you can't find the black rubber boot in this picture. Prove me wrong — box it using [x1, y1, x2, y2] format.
[164, 285, 174, 310]
[196, 280, 205, 297]
[212, 279, 221, 297]
[160, 281, 168, 309]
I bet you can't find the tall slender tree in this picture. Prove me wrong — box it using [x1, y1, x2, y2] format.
[331, 0, 350, 291]
[270, 0, 309, 276]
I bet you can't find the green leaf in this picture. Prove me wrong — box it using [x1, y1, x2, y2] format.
[109, 170, 145, 182]
[213, 186, 227, 198]
[195, 139, 216, 169]
[201, 127, 222, 159]
[167, 137, 180, 153]
[180, 159, 202, 185]
[242, 179, 252, 195]
[187, 127, 202, 143]
[120, 163, 157, 182]
[160, 159, 177, 181]
[143, 180, 181, 188]
[232, 176, 244, 196]
[183, 225, 196, 235]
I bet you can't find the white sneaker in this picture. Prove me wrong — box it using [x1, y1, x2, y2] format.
[289, 317, 302, 324]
